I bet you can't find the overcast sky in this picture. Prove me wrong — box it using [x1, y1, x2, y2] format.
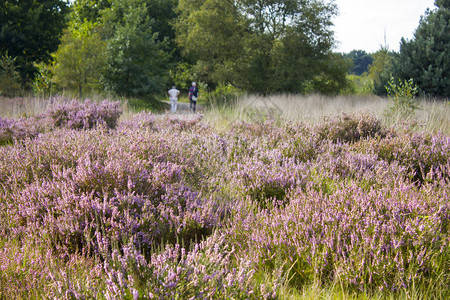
[332, 0, 436, 53]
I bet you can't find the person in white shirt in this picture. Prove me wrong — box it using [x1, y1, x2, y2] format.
[167, 86, 180, 113]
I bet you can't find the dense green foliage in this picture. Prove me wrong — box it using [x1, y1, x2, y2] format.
[368, 48, 396, 96]
[175, 0, 349, 94]
[0, 0, 69, 85]
[52, 22, 107, 98]
[0, 53, 21, 97]
[100, 0, 169, 97]
[1, 0, 447, 99]
[343, 50, 374, 75]
[393, 0, 450, 98]
[51, 0, 172, 98]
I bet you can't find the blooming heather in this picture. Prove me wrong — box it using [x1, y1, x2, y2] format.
[0, 107, 449, 298]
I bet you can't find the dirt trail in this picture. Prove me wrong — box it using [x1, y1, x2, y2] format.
[162, 101, 203, 114]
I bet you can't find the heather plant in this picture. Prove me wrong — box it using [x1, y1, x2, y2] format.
[316, 112, 387, 143]
[0, 98, 123, 145]
[0, 105, 449, 299]
[0, 116, 46, 145]
[226, 179, 450, 295]
[45, 99, 123, 129]
[353, 130, 450, 184]
[97, 233, 261, 299]
[223, 154, 309, 205]
[0, 126, 222, 258]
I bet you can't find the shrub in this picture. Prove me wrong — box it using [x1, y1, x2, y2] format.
[46, 99, 123, 129]
[0, 53, 22, 97]
[227, 180, 450, 293]
[385, 76, 420, 119]
[355, 131, 450, 184]
[316, 113, 387, 143]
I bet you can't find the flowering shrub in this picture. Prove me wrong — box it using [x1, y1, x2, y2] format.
[46, 99, 123, 129]
[227, 179, 450, 292]
[97, 233, 260, 299]
[316, 113, 387, 143]
[0, 116, 45, 145]
[0, 107, 449, 298]
[353, 131, 450, 183]
[1, 127, 221, 259]
[0, 99, 123, 145]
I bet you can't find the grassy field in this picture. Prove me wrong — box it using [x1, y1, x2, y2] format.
[202, 94, 450, 134]
[0, 95, 449, 299]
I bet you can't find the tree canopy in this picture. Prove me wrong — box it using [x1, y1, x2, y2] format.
[52, 21, 107, 99]
[393, 0, 449, 98]
[344, 50, 374, 76]
[175, 0, 349, 94]
[0, 0, 69, 84]
[100, 0, 169, 97]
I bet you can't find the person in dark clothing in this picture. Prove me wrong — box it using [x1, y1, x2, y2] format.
[188, 82, 198, 113]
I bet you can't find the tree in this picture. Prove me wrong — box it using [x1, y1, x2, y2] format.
[0, 0, 69, 85]
[101, 0, 169, 97]
[0, 52, 21, 97]
[52, 21, 107, 98]
[71, 0, 112, 23]
[368, 47, 396, 96]
[344, 50, 374, 75]
[393, 1, 449, 98]
[175, 0, 247, 88]
[175, 0, 346, 94]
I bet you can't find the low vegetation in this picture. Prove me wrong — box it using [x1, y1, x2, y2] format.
[0, 96, 449, 299]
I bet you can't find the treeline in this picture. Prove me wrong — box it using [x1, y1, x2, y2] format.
[338, 0, 449, 98]
[0, 0, 448, 99]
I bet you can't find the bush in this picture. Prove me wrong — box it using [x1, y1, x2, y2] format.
[316, 113, 387, 143]
[385, 76, 420, 119]
[46, 99, 123, 129]
[0, 53, 22, 97]
[0, 99, 123, 145]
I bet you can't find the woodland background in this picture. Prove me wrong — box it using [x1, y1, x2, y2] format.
[0, 0, 449, 103]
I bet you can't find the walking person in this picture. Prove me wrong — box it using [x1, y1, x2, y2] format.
[188, 82, 198, 113]
[168, 85, 180, 113]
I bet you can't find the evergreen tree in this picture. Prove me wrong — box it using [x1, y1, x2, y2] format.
[393, 0, 449, 98]
[101, 0, 169, 97]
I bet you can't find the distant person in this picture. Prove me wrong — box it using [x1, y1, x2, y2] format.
[188, 82, 198, 113]
[168, 85, 180, 113]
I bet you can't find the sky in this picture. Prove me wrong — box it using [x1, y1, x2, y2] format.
[332, 0, 437, 54]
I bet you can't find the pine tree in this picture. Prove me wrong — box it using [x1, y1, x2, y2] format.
[393, 0, 450, 98]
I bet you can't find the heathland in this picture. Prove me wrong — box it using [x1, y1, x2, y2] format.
[0, 95, 449, 299]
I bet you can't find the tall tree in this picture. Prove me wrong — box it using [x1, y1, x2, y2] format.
[0, 0, 69, 85]
[52, 21, 107, 98]
[175, 0, 346, 94]
[369, 47, 396, 96]
[393, 0, 449, 98]
[344, 50, 374, 75]
[71, 0, 111, 23]
[101, 0, 169, 97]
[175, 0, 247, 87]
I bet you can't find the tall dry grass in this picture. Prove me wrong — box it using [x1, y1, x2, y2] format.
[0, 96, 56, 118]
[2, 94, 449, 134]
[203, 94, 450, 134]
